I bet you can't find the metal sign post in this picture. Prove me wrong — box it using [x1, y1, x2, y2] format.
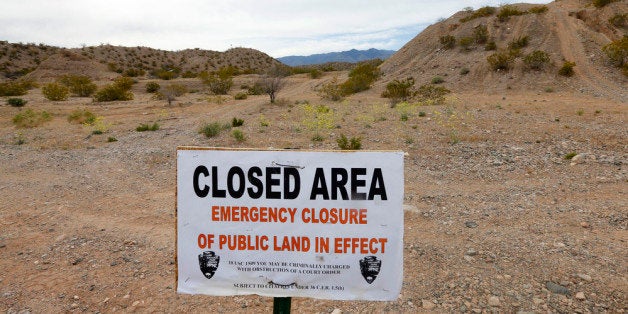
[273, 297, 291, 314]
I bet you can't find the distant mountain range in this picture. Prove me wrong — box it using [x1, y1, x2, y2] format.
[278, 48, 396, 66]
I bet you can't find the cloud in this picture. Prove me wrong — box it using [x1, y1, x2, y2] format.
[0, 0, 551, 57]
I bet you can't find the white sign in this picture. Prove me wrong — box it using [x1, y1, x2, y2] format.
[176, 147, 404, 301]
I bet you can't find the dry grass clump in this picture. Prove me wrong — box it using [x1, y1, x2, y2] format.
[12, 109, 52, 128]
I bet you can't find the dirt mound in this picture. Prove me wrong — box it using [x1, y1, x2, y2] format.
[25, 50, 113, 82]
[380, 0, 627, 101]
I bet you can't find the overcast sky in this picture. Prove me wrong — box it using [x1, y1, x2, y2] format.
[1, 0, 551, 58]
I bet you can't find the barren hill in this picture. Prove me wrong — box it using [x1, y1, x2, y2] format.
[0, 42, 281, 81]
[380, 0, 627, 101]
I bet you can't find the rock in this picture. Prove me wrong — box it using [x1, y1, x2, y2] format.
[422, 300, 436, 310]
[331, 309, 342, 314]
[546, 282, 570, 295]
[465, 221, 478, 228]
[463, 255, 475, 263]
[466, 248, 478, 256]
[580, 222, 590, 228]
[70, 303, 79, 308]
[577, 273, 592, 282]
[488, 296, 500, 307]
[575, 292, 585, 300]
[402, 204, 419, 213]
[533, 297, 544, 305]
[132, 300, 141, 307]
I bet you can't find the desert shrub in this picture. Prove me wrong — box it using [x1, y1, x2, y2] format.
[145, 82, 160, 93]
[440, 35, 456, 49]
[593, 0, 619, 8]
[123, 68, 145, 77]
[231, 129, 246, 142]
[558, 61, 576, 76]
[234, 92, 248, 100]
[528, 6, 548, 14]
[231, 117, 244, 127]
[609, 13, 627, 28]
[67, 109, 96, 125]
[459, 37, 474, 51]
[12, 109, 52, 128]
[0, 80, 31, 96]
[113, 76, 135, 90]
[42, 83, 69, 101]
[337, 134, 362, 150]
[107, 137, 118, 142]
[154, 83, 187, 105]
[94, 82, 133, 102]
[318, 76, 344, 101]
[431, 76, 445, 84]
[473, 24, 489, 44]
[246, 82, 265, 95]
[485, 41, 497, 51]
[181, 70, 197, 78]
[508, 36, 529, 50]
[340, 61, 381, 95]
[153, 69, 177, 80]
[7, 98, 27, 107]
[200, 68, 234, 95]
[460, 6, 496, 23]
[460, 67, 470, 75]
[497, 5, 526, 22]
[416, 84, 451, 104]
[136, 122, 159, 132]
[523, 50, 551, 70]
[564, 151, 577, 160]
[309, 69, 323, 79]
[199, 122, 224, 138]
[381, 77, 415, 105]
[58, 74, 97, 97]
[487, 51, 515, 71]
[602, 36, 627, 67]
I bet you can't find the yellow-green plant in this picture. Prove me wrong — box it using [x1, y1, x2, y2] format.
[432, 105, 472, 144]
[302, 104, 335, 137]
[12, 109, 52, 128]
[42, 82, 69, 101]
[88, 116, 111, 134]
[68, 109, 97, 125]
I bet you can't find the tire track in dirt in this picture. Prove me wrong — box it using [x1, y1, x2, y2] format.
[552, 8, 626, 102]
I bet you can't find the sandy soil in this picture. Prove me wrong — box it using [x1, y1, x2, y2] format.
[0, 74, 626, 313]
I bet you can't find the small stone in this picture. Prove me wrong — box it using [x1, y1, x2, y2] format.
[132, 300, 140, 307]
[465, 221, 478, 228]
[546, 282, 570, 295]
[577, 273, 592, 282]
[422, 300, 436, 310]
[466, 248, 478, 256]
[331, 309, 342, 314]
[70, 303, 79, 308]
[73, 295, 79, 300]
[123, 294, 130, 299]
[575, 292, 585, 300]
[580, 222, 590, 228]
[488, 296, 500, 307]
[463, 255, 475, 263]
[533, 297, 544, 305]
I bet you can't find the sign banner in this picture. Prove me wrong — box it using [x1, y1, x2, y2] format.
[176, 147, 404, 300]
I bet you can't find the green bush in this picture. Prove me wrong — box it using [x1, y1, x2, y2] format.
[123, 68, 145, 77]
[497, 5, 526, 22]
[487, 51, 515, 71]
[416, 84, 451, 104]
[232, 129, 246, 142]
[440, 35, 456, 49]
[523, 50, 551, 70]
[431, 76, 445, 84]
[7, 98, 27, 107]
[460, 6, 496, 23]
[485, 41, 497, 51]
[508, 36, 529, 50]
[337, 134, 362, 150]
[602, 36, 627, 67]
[246, 82, 265, 95]
[113, 76, 135, 91]
[558, 61, 576, 76]
[459, 37, 474, 51]
[136, 122, 160, 132]
[473, 25, 489, 44]
[94, 84, 133, 101]
[199, 122, 224, 138]
[609, 13, 627, 28]
[318, 76, 344, 101]
[0, 81, 28, 96]
[460, 67, 470, 75]
[234, 92, 248, 100]
[309, 69, 322, 79]
[68, 109, 96, 125]
[145, 82, 161, 93]
[593, 0, 619, 8]
[58, 74, 97, 97]
[12, 109, 52, 128]
[528, 6, 548, 14]
[42, 82, 69, 101]
[200, 68, 233, 95]
[231, 117, 244, 127]
[340, 60, 381, 95]
[381, 77, 415, 105]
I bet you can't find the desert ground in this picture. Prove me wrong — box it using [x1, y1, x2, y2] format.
[0, 71, 626, 313]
